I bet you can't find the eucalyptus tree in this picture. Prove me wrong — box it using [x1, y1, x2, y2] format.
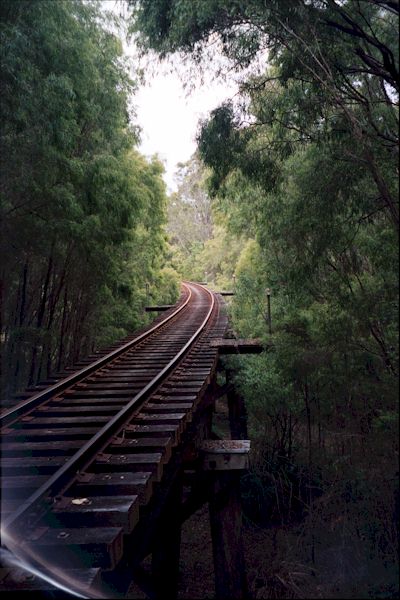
[1, 1, 177, 399]
[129, 0, 399, 430]
[129, 1, 399, 590]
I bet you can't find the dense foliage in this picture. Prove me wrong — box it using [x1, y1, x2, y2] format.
[0, 1, 178, 401]
[130, 1, 398, 596]
[167, 155, 244, 288]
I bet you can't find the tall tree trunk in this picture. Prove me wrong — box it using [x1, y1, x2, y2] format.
[303, 381, 312, 468]
[57, 286, 68, 371]
[12, 262, 29, 390]
[19, 261, 28, 327]
[29, 251, 53, 385]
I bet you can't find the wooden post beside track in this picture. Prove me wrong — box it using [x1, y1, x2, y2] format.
[200, 440, 250, 600]
[152, 473, 183, 600]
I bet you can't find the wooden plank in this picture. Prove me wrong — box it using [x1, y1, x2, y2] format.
[0, 440, 82, 455]
[93, 370, 155, 377]
[94, 453, 163, 482]
[73, 471, 153, 505]
[123, 423, 180, 445]
[120, 352, 177, 359]
[134, 413, 187, 421]
[48, 397, 126, 405]
[110, 437, 173, 463]
[161, 386, 201, 394]
[63, 390, 140, 398]
[22, 526, 123, 569]
[176, 369, 211, 376]
[134, 413, 187, 434]
[82, 379, 150, 386]
[210, 338, 264, 354]
[144, 403, 193, 424]
[200, 440, 251, 471]
[37, 405, 122, 415]
[89, 378, 155, 385]
[1, 427, 98, 440]
[52, 495, 139, 533]
[0, 456, 68, 474]
[94, 371, 159, 379]
[151, 394, 196, 403]
[183, 358, 215, 365]
[72, 383, 147, 391]
[166, 379, 206, 386]
[144, 403, 193, 413]
[16, 416, 109, 426]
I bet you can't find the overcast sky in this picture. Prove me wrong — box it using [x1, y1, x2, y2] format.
[101, 0, 236, 192]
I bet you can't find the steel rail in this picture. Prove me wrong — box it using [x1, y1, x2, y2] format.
[2, 282, 215, 540]
[0, 286, 192, 428]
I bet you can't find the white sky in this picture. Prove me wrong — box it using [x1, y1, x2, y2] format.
[101, 0, 237, 192]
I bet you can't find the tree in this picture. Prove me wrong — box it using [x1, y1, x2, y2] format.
[130, 0, 398, 227]
[0, 1, 178, 400]
[130, 1, 399, 593]
[167, 154, 213, 279]
[167, 155, 213, 252]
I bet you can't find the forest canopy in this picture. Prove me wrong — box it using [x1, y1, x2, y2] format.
[0, 0, 179, 400]
[130, 1, 399, 596]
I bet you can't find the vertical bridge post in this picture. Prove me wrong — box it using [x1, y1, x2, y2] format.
[200, 440, 250, 600]
[152, 473, 183, 600]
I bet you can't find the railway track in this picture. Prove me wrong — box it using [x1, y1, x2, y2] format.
[0, 282, 227, 597]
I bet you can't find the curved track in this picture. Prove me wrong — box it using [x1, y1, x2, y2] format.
[0, 282, 227, 597]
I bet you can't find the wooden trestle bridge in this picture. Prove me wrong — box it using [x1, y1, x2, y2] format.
[0, 282, 262, 599]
